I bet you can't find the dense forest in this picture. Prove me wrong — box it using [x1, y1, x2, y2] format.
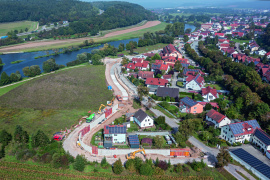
[0, 0, 99, 24]
[0, 0, 157, 46]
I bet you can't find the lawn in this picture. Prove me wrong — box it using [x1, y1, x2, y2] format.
[0, 80, 28, 97]
[133, 99, 141, 109]
[127, 122, 139, 132]
[177, 81, 184, 87]
[119, 43, 168, 56]
[91, 129, 103, 146]
[153, 105, 175, 118]
[207, 83, 223, 90]
[231, 39, 250, 44]
[0, 21, 38, 36]
[0, 65, 113, 135]
[179, 92, 193, 98]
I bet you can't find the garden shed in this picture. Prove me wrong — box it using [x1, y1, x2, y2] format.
[128, 135, 140, 148]
[141, 138, 153, 146]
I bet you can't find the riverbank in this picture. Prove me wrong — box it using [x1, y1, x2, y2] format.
[0, 21, 165, 53]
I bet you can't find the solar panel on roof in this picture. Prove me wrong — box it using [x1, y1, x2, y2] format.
[254, 129, 270, 146]
[129, 135, 139, 145]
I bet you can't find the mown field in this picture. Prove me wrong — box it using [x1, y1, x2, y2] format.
[0, 65, 113, 135]
[0, 21, 38, 36]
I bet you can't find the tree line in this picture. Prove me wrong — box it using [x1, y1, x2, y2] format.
[185, 42, 270, 134]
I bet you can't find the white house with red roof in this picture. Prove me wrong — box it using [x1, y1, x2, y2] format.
[262, 69, 270, 83]
[221, 120, 260, 144]
[151, 62, 169, 73]
[132, 58, 144, 63]
[185, 74, 205, 90]
[161, 74, 172, 82]
[252, 128, 270, 154]
[161, 44, 182, 58]
[206, 109, 231, 128]
[215, 33, 225, 37]
[145, 78, 168, 89]
[219, 43, 230, 49]
[126, 61, 149, 71]
[267, 52, 270, 59]
[201, 86, 219, 102]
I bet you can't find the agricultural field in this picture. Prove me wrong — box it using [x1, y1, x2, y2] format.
[0, 21, 38, 36]
[0, 65, 113, 135]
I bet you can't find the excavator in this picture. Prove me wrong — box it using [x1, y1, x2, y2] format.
[126, 148, 146, 159]
[107, 97, 115, 106]
[98, 104, 107, 114]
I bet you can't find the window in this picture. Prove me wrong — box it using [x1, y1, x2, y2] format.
[149, 123, 151, 125]
[193, 111, 196, 113]
[114, 134, 117, 136]
[194, 107, 197, 109]
[231, 135, 233, 138]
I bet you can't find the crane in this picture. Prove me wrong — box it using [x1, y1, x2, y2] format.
[126, 148, 146, 159]
[98, 104, 107, 114]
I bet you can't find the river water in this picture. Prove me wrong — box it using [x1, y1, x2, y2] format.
[0, 24, 196, 76]
[0, 38, 139, 76]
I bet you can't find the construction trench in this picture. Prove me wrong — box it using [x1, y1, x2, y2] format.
[63, 57, 204, 164]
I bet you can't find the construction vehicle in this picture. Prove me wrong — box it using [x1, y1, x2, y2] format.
[86, 113, 95, 123]
[126, 148, 146, 159]
[116, 95, 123, 102]
[107, 97, 115, 106]
[53, 132, 65, 141]
[98, 104, 106, 114]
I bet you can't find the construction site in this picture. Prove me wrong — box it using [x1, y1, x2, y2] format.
[63, 57, 204, 165]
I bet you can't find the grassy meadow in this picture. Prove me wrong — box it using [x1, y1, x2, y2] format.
[0, 65, 113, 135]
[0, 21, 38, 36]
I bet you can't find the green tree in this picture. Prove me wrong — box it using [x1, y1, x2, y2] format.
[101, 156, 108, 168]
[216, 147, 232, 168]
[183, 35, 189, 42]
[205, 103, 212, 111]
[22, 67, 30, 77]
[174, 61, 182, 71]
[137, 85, 149, 100]
[154, 135, 165, 148]
[29, 65, 41, 77]
[0, 130, 12, 147]
[10, 73, 19, 82]
[43, 58, 58, 73]
[121, 57, 129, 65]
[125, 159, 136, 172]
[25, 28, 28, 32]
[140, 163, 153, 176]
[0, 71, 10, 85]
[73, 155, 85, 172]
[14, 125, 23, 143]
[151, 53, 161, 60]
[32, 130, 49, 147]
[113, 158, 123, 174]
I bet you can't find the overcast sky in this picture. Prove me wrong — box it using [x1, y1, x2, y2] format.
[86, 0, 269, 8]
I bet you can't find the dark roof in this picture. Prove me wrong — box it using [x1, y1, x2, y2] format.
[104, 125, 126, 134]
[183, 68, 202, 75]
[180, 96, 197, 107]
[134, 109, 148, 123]
[129, 135, 139, 145]
[230, 148, 270, 179]
[206, 109, 226, 123]
[254, 128, 270, 146]
[156, 87, 179, 98]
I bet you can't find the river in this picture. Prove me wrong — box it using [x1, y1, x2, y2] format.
[0, 38, 139, 76]
[185, 24, 196, 32]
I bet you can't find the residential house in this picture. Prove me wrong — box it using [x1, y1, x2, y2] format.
[206, 109, 231, 128]
[161, 44, 182, 58]
[104, 125, 127, 148]
[220, 120, 260, 144]
[126, 61, 149, 71]
[262, 69, 270, 83]
[156, 87, 179, 101]
[132, 58, 144, 63]
[133, 109, 154, 129]
[219, 43, 230, 49]
[185, 74, 205, 90]
[198, 102, 219, 109]
[252, 128, 270, 154]
[183, 69, 203, 76]
[162, 74, 172, 82]
[266, 52, 270, 59]
[138, 71, 154, 80]
[201, 86, 219, 102]
[151, 63, 169, 73]
[215, 33, 225, 37]
[179, 97, 204, 114]
[145, 78, 168, 89]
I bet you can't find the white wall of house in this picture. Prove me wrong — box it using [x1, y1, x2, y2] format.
[221, 125, 252, 144]
[206, 116, 231, 128]
[112, 134, 126, 144]
[139, 116, 154, 128]
[203, 92, 219, 102]
[185, 80, 201, 90]
[251, 136, 270, 153]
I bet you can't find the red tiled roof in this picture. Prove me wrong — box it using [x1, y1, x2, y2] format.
[266, 52, 270, 56]
[201, 86, 218, 98]
[138, 71, 153, 79]
[145, 78, 168, 86]
[220, 43, 230, 47]
[155, 60, 164, 64]
[206, 109, 226, 123]
[262, 68, 270, 75]
[198, 102, 219, 108]
[162, 74, 172, 79]
[132, 58, 144, 63]
[215, 33, 225, 36]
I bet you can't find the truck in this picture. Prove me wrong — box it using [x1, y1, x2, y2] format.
[116, 95, 123, 101]
[86, 114, 95, 123]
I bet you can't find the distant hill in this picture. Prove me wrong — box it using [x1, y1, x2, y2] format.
[0, 0, 99, 25]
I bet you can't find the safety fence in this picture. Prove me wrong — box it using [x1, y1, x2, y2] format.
[78, 125, 90, 137]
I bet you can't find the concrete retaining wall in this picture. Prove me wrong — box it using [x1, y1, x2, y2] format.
[128, 131, 171, 136]
[79, 133, 92, 152]
[98, 148, 170, 156]
[110, 64, 128, 100]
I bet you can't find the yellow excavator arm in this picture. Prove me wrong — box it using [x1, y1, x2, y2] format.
[126, 148, 146, 159]
[98, 104, 107, 114]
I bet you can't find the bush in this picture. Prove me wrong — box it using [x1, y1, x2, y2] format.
[125, 159, 136, 172]
[174, 163, 182, 173]
[244, 139, 249, 144]
[140, 163, 153, 176]
[142, 143, 149, 147]
[159, 101, 170, 109]
[73, 155, 85, 172]
[158, 161, 168, 170]
[232, 143, 237, 147]
[236, 142, 242, 146]
[154, 167, 165, 175]
[113, 159, 123, 174]
[101, 156, 109, 168]
[134, 157, 143, 171]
